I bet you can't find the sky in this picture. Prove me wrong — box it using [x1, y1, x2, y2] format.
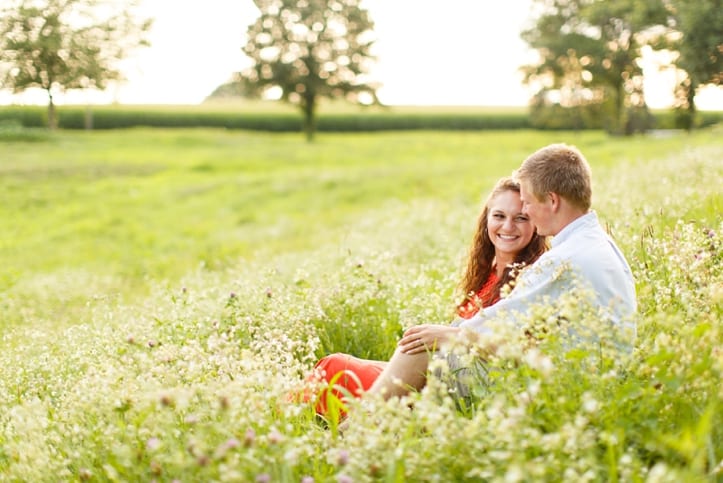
[2, 0, 722, 109]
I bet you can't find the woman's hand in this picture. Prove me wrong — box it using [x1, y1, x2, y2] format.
[398, 324, 460, 355]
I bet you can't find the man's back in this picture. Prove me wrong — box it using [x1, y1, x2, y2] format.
[551, 212, 636, 324]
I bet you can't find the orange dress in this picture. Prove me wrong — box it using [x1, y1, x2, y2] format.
[455, 271, 500, 319]
[306, 272, 499, 417]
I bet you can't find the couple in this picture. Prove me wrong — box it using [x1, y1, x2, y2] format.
[305, 143, 637, 416]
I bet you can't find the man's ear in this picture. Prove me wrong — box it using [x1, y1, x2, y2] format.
[548, 192, 561, 212]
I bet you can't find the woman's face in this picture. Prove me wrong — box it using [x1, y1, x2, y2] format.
[486, 190, 536, 259]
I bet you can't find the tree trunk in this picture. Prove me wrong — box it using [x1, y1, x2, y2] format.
[46, 89, 57, 130]
[302, 95, 316, 142]
[614, 84, 625, 135]
[686, 84, 697, 131]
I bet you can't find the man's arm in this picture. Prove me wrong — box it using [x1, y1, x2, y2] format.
[457, 255, 566, 334]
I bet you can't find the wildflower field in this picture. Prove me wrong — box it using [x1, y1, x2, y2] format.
[0, 127, 721, 482]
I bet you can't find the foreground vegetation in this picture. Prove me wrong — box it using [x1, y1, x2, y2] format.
[0, 127, 721, 481]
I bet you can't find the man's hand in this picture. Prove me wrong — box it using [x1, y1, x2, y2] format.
[398, 324, 461, 355]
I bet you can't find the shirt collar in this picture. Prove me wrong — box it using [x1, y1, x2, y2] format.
[550, 211, 597, 247]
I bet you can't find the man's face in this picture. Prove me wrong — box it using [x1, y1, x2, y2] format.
[519, 181, 554, 237]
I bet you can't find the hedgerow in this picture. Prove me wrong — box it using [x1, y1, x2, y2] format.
[1, 104, 720, 132]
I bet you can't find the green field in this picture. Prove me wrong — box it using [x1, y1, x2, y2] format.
[1, 127, 721, 481]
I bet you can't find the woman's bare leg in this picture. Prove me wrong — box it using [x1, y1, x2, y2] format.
[345, 355, 388, 372]
[366, 347, 430, 399]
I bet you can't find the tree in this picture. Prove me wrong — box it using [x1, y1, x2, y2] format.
[239, 0, 379, 141]
[667, 0, 722, 127]
[522, 0, 668, 134]
[0, 0, 152, 129]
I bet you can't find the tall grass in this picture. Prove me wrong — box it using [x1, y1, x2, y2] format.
[0, 127, 721, 481]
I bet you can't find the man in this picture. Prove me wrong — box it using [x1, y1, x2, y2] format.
[367, 143, 637, 399]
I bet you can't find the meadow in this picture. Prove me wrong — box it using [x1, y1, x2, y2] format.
[0, 126, 721, 481]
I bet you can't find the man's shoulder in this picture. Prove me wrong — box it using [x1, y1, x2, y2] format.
[549, 220, 628, 270]
[556, 219, 610, 252]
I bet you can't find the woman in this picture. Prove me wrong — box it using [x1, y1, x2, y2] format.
[304, 177, 547, 416]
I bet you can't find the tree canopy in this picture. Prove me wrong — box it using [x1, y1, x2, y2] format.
[521, 0, 721, 133]
[0, 0, 152, 129]
[667, 0, 722, 119]
[239, 0, 379, 141]
[522, 0, 669, 134]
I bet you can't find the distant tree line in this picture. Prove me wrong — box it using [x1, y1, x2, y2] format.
[217, 0, 721, 138]
[0, 0, 720, 138]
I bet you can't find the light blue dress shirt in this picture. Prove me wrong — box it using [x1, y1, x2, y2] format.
[454, 212, 637, 341]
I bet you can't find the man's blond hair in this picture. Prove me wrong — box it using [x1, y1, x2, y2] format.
[514, 143, 592, 211]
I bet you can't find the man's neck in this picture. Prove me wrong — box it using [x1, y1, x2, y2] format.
[551, 207, 589, 237]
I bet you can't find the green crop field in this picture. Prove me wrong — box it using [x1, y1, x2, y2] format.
[4, 102, 720, 132]
[1, 126, 721, 481]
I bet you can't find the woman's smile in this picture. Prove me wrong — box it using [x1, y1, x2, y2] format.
[486, 191, 536, 260]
